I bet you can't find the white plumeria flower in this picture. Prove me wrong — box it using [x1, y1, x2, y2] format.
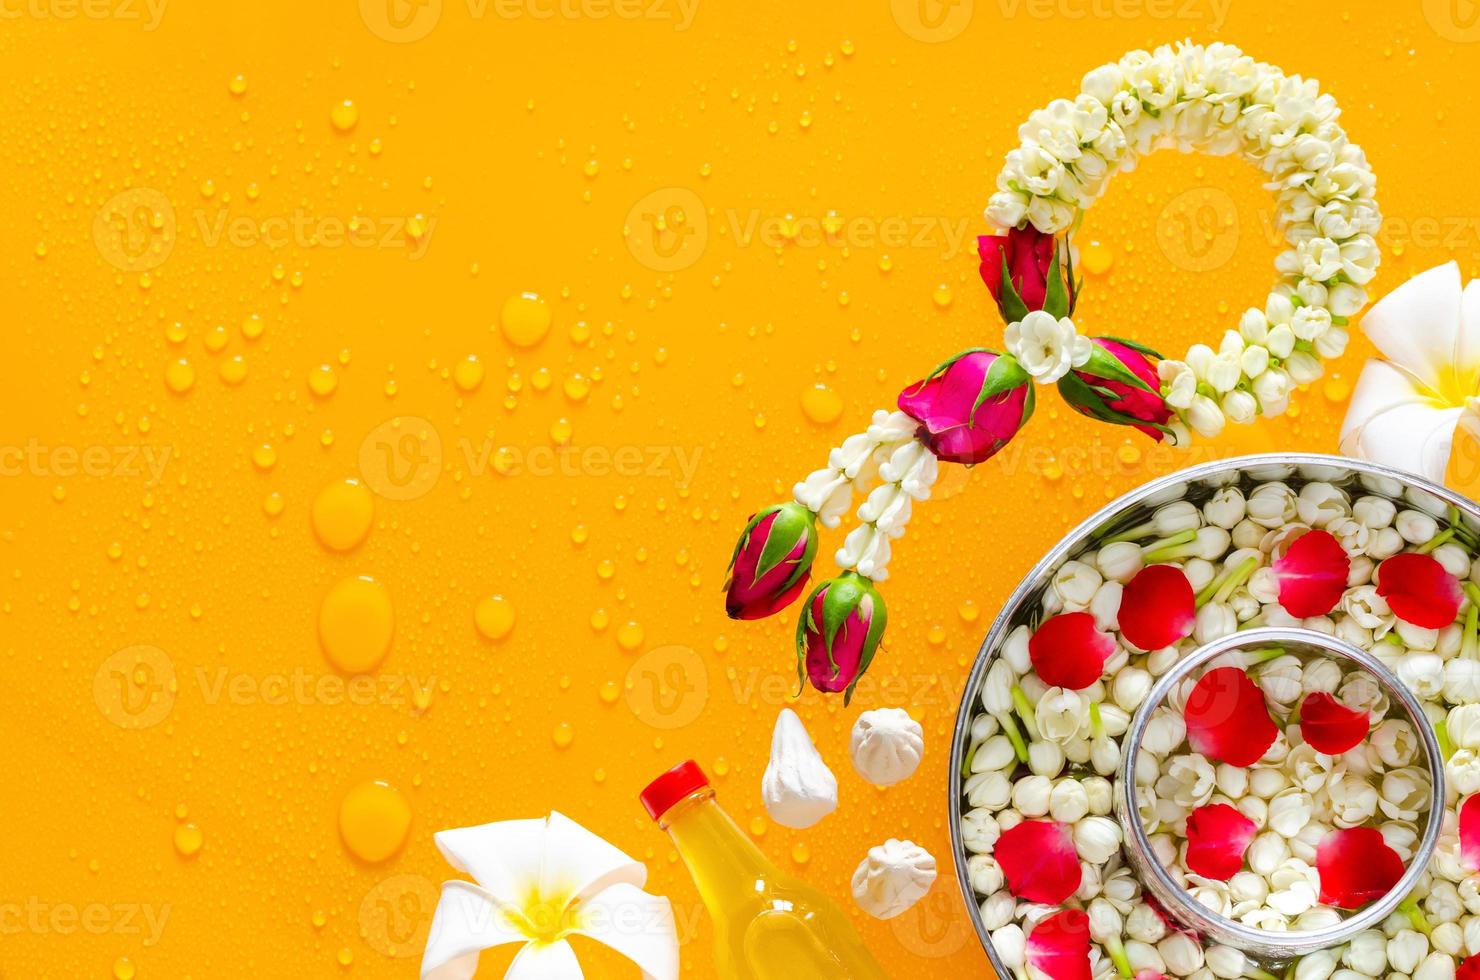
[1342, 262, 1480, 483]
[1006, 310, 1093, 384]
[421, 811, 679, 980]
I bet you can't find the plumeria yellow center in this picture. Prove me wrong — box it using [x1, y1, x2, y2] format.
[504, 891, 582, 944]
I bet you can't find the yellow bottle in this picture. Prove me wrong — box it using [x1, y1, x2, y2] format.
[641, 760, 890, 980]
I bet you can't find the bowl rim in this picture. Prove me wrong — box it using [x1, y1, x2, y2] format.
[947, 451, 1480, 972]
[1115, 626, 1445, 957]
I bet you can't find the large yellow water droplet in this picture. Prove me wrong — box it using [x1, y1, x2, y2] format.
[331, 100, 359, 132]
[241, 314, 264, 341]
[453, 356, 484, 392]
[309, 364, 338, 397]
[338, 780, 411, 863]
[552, 723, 574, 748]
[165, 360, 196, 394]
[251, 444, 277, 470]
[563, 374, 590, 402]
[312, 480, 374, 552]
[113, 957, 136, 980]
[616, 621, 645, 651]
[932, 283, 954, 308]
[219, 355, 247, 385]
[501, 293, 552, 348]
[474, 595, 516, 641]
[1081, 240, 1114, 275]
[319, 577, 394, 673]
[800, 384, 843, 425]
[174, 823, 204, 857]
[228, 74, 247, 96]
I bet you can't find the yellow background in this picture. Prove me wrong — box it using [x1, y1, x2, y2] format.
[4, 0, 1480, 976]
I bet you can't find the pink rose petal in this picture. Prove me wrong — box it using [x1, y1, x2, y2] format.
[1184, 803, 1257, 880]
[1027, 909, 1092, 980]
[1029, 612, 1115, 690]
[1316, 827, 1405, 909]
[994, 820, 1081, 904]
[1460, 795, 1480, 872]
[1300, 691, 1371, 755]
[1273, 529, 1351, 617]
[1377, 552, 1464, 629]
[1117, 564, 1195, 651]
[1184, 666, 1278, 767]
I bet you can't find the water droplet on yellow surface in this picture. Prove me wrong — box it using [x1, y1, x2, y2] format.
[590, 608, 610, 630]
[932, 283, 953, 308]
[331, 100, 359, 132]
[453, 356, 484, 392]
[1081, 240, 1114, 275]
[550, 418, 573, 445]
[583, 159, 599, 178]
[474, 595, 516, 641]
[927, 625, 946, 645]
[308, 364, 338, 397]
[338, 780, 411, 863]
[749, 815, 768, 837]
[165, 322, 188, 344]
[263, 492, 285, 518]
[204, 325, 229, 352]
[959, 600, 979, 623]
[337, 947, 355, 967]
[877, 254, 893, 273]
[791, 843, 810, 864]
[219, 355, 247, 385]
[228, 74, 247, 96]
[800, 384, 843, 425]
[563, 374, 591, 402]
[164, 360, 195, 394]
[113, 957, 136, 980]
[319, 577, 394, 673]
[174, 823, 203, 857]
[1323, 377, 1351, 403]
[501, 293, 552, 348]
[251, 445, 277, 470]
[312, 910, 327, 929]
[312, 480, 374, 552]
[599, 680, 620, 704]
[552, 723, 575, 748]
[241, 314, 264, 341]
[616, 621, 645, 651]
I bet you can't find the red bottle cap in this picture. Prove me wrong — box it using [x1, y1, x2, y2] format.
[639, 760, 709, 821]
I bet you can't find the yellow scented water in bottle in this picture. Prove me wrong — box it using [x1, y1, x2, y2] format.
[640, 760, 890, 979]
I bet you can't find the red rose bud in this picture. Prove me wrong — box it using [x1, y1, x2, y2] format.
[898, 349, 1034, 465]
[725, 502, 818, 620]
[1059, 338, 1174, 441]
[796, 572, 886, 704]
[978, 226, 1077, 322]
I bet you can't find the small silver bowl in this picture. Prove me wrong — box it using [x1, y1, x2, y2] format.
[1115, 626, 1445, 960]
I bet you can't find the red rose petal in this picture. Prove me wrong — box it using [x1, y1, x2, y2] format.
[1460, 954, 1480, 980]
[1299, 691, 1371, 755]
[994, 820, 1082, 904]
[1460, 795, 1480, 872]
[1184, 803, 1257, 880]
[1316, 827, 1405, 909]
[1184, 666, 1278, 767]
[1273, 529, 1351, 617]
[1377, 552, 1464, 629]
[1026, 909, 1092, 980]
[1117, 564, 1196, 651]
[1029, 612, 1116, 690]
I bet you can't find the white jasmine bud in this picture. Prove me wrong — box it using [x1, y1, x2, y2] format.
[967, 854, 1004, 896]
[964, 771, 1012, 809]
[1012, 775, 1053, 816]
[1401, 652, 1446, 699]
[979, 890, 1015, 930]
[1126, 902, 1166, 943]
[1205, 945, 1248, 979]
[1090, 734, 1121, 776]
[1396, 510, 1440, 544]
[1329, 772, 1381, 826]
[1369, 526, 1405, 559]
[1294, 948, 1339, 980]
[1205, 488, 1247, 529]
[992, 924, 1026, 970]
[1236, 795, 1268, 828]
[1159, 931, 1204, 976]
[1413, 951, 1455, 980]
[1215, 764, 1248, 801]
[1002, 625, 1033, 673]
[1258, 655, 1304, 705]
[961, 808, 1000, 854]
[1371, 719, 1420, 769]
[1075, 815, 1123, 866]
[1090, 581, 1123, 632]
[1449, 704, 1480, 750]
[1113, 668, 1153, 712]
[1248, 831, 1290, 875]
[1249, 766, 1291, 799]
[1345, 929, 1389, 975]
[1037, 688, 1091, 745]
[1353, 495, 1397, 528]
[971, 735, 1017, 774]
[1448, 750, 1480, 796]
[981, 660, 1016, 714]
[1268, 788, 1314, 837]
[1195, 602, 1238, 644]
[1082, 776, 1113, 816]
[1098, 540, 1145, 583]
[1232, 519, 1265, 550]
[1389, 930, 1431, 974]
[1301, 657, 1343, 695]
[1053, 560, 1102, 607]
[1029, 740, 1066, 779]
[1297, 483, 1350, 527]
[1432, 922, 1465, 957]
[1126, 940, 1168, 975]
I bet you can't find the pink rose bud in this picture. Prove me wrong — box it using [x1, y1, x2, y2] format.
[796, 572, 887, 704]
[897, 349, 1034, 464]
[978, 226, 1076, 322]
[725, 502, 818, 620]
[1060, 338, 1174, 441]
